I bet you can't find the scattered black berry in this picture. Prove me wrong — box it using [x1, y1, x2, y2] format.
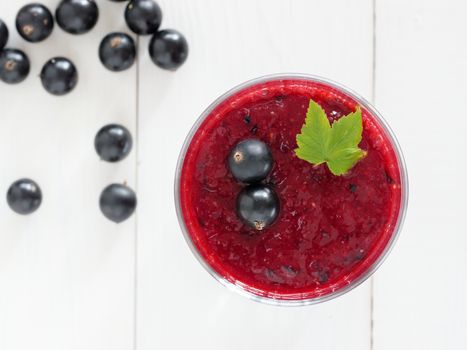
[228, 139, 273, 183]
[125, 0, 162, 35]
[243, 115, 251, 124]
[385, 170, 394, 184]
[148, 29, 188, 70]
[237, 184, 279, 231]
[99, 32, 136, 72]
[56, 0, 99, 35]
[95, 124, 133, 162]
[16, 3, 54, 43]
[0, 19, 9, 50]
[40, 57, 78, 95]
[281, 265, 299, 278]
[318, 271, 329, 284]
[251, 124, 258, 134]
[99, 183, 137, 223]
[7, 178, 42, 215]
[265, 269, 283, 283]
[0, 49, 30, 84]
[349, 183, 357, 193]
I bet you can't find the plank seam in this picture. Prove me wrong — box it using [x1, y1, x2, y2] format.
[134, 35, 141, 350]
[370, 0, 377, 350]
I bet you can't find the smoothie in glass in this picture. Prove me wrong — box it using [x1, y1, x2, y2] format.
[175, 74, 407, 305]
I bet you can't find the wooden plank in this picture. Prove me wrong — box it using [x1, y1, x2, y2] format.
[373, 0, 467, 348]
[137, 0, 374, 349]
[0, 1, 136, 349]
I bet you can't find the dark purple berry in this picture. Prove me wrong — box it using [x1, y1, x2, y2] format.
[100, 184, 137, 223]
[0, 49, 30, 84]
[237, 185, 279, 231]
[228, 139, 273, 183]
[16, 3, 54, 42]
[40, 57, 78, 95]
[148, 29, 188, 70]
[99, 32, 136, 72]
[0, 19, 9, 50]
[95, 124, 133, 162]
[7, 178, 42, 215]
[56, 0, 99, 35]
[125, 0, 162, 35]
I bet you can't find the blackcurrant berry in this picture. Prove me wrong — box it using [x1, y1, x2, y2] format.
[56, 0, 99, 35]
[237, 185, 279, 231]
[0, 49, 30, 84]
[228, 139, 273, 183]
[148, 29, 188, 70]
[40, 57, 78, 95]
[99, 32, 136, 72]
[16, 3, 54, 43]
[95, 124, 133, 162]
[99, 184, 137, 223]
[0, 19, 9, 50]
[7, 178, 42, 215]
[125, 0, 162, 35]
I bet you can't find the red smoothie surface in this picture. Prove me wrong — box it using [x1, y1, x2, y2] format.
[179, 78, 403, 300]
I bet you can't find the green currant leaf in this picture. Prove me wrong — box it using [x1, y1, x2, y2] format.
[295, 99, 366, 175]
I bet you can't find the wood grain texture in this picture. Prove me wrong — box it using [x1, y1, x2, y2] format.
[0, 1, 136, 350]
[373, 0, 467, 349]
[136, 1, 374, 349]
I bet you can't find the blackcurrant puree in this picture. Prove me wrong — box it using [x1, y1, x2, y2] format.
[179, 77, 403, 301]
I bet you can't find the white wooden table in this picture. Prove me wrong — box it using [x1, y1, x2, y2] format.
[0, 0, 466, 349]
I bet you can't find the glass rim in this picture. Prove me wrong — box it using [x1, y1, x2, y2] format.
[174, 73, 409, 306]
